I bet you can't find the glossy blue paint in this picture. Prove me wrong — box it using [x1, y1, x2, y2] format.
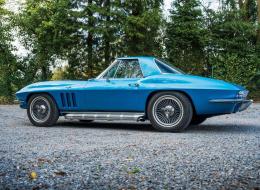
[16, 56, 250, 116]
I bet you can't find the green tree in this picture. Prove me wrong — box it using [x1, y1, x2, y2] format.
[120, 0, 163, 56]
[97, 0, 121, 67]
[66, 0, 164, 77]
[17, 0, 77, 80]
[165, 0, 207, 75]
[0, 0, 19, 101]
[258, 0, 260, 44]
[208, 1, 259, 86]
[2, 0, 258, 102]
[69, 0, 107, 78]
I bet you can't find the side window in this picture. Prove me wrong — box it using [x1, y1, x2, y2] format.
[114, 62, 125, 78]
[114, 59, 143, 78]
[127, 60, 143, 78]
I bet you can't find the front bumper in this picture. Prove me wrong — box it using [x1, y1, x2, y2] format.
[209, 99, 253, 112]
[17, 100, 27, 109]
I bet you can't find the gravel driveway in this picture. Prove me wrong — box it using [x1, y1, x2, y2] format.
[0, 104, 259, 189]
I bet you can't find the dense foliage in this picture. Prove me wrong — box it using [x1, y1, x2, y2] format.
[0, 0, 19, 102]
[0, 0, 259, 102]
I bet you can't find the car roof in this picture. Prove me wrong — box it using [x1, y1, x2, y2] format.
[97, 56, 184, 78]
[117, 56, 155, 60]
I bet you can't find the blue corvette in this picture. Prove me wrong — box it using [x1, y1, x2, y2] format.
[16, 56, 253, 132]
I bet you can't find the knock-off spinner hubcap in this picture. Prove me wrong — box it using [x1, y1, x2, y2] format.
[161, 105, 175, 118]
[152, 95, 184, 127]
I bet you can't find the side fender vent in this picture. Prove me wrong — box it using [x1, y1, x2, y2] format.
[60, 93, 77, 107]
[71, 93, 77, 107]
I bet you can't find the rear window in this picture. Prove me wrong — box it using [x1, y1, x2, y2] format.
[155, 59, 185, 74]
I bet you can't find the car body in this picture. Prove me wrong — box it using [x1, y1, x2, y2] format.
[16, 56, 253, 132]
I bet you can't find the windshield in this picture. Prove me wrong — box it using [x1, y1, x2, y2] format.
[96, 59, 143, 79]
[96, 60, 118, 79]
[155, 58, 185, 74]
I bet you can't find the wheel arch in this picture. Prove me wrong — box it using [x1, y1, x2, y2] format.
[26, 92, 58, 108]
[145, 90, 197, 118]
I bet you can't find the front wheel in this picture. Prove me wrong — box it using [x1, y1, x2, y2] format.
[27, 94, 59, 127]
[147, 92, 193, 132]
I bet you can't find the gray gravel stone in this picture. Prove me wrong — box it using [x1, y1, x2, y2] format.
[0, 104, 259, 189]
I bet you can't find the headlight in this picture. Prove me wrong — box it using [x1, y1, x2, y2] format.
[236, 90, 248, 99]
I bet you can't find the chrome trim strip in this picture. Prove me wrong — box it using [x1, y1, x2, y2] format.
[64, 112, 145, 121]
[209, 99, 253, 112]
[14, 99, 20, 104]
[209, 99, 253, 103]
[96, 60, 117, 79]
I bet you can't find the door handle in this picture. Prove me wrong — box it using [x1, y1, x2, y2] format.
[128, 83, 139, 87]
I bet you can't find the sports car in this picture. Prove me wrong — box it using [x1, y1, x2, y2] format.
[16, 56, 253, 132]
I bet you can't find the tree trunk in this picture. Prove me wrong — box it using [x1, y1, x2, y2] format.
[104, 0, 111, 67]
[257, 0, 260, 45]
[238, 0, 243, 9]
[87, 0, 94, 78]
[38, 53, 48, 81]
[239, 0, 249, 20]
[243, 0, 249, 20]
[41, 65, 48, 81]
[5, 65, 13, 99]
[130, 2, 142, 55]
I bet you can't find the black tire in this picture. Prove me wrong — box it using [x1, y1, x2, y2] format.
[147, 91, 193, 132]
[27, 94, 59, 127]
[79, 120, 94, 123]
[190, 116, 207, 125]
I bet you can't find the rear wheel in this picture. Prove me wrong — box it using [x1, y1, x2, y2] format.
[27, 94, 59, 127]
[147, 92, 193, 132]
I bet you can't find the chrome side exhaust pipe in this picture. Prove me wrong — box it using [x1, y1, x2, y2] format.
[64, 112, 145, 122]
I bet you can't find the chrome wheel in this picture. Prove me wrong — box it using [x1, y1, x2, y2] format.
[152, 95, 184, 127]
[29, 96, 51, 123]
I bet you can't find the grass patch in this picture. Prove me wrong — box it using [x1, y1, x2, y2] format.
[127, 167, 141, 175]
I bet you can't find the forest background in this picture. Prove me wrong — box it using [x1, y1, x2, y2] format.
[0, 0, 259, 103]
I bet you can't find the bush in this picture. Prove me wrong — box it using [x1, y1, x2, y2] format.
[0, 96, 15, 104]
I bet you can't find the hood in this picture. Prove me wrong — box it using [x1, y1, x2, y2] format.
[16, 80, 87, 94]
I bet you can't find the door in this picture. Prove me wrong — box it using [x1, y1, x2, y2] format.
[76, 59, 147, 112]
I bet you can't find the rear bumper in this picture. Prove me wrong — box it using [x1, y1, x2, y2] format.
[237, 99, 253, 112]
[209, 99, 253, 112]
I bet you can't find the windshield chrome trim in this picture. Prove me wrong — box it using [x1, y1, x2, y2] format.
[96, 60, 118, 79]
